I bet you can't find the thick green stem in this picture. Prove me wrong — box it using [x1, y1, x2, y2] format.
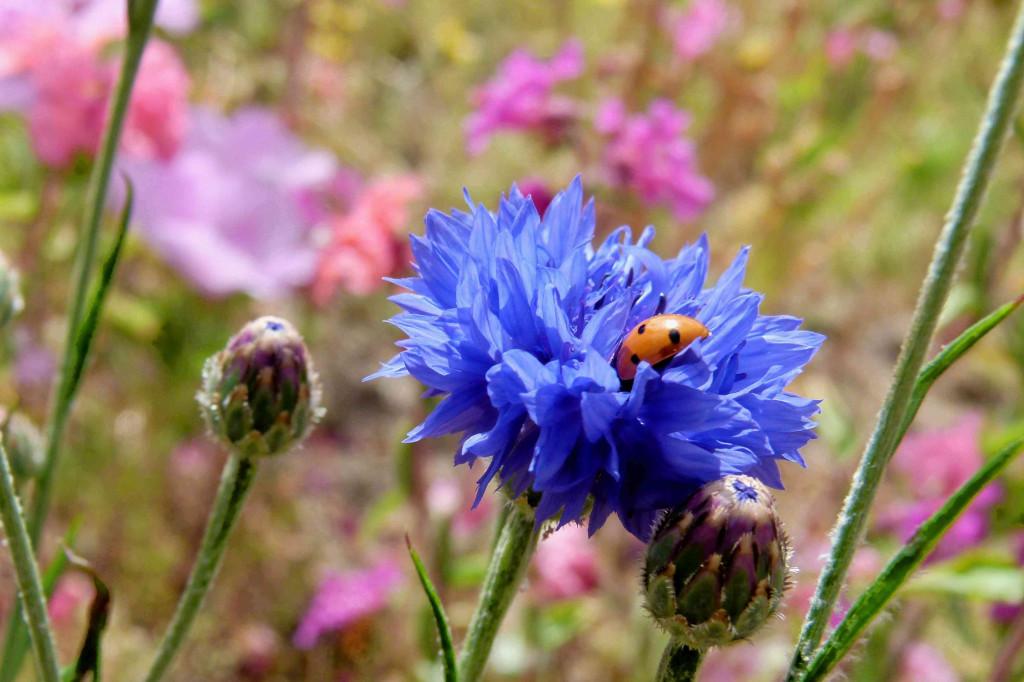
[788, 4, 1024, 677]
[457, 501, 538, 682]
[0, 442, 59, 682]
[656, 643, 704, 682]
[142, 455, 258, 682]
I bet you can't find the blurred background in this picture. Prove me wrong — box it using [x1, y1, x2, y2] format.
[1, 0, 1024, 679]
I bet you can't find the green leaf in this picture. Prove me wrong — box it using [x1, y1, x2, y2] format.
[406, 536, 457, 682]
[800, 438, 1024, 681]
[904, 565, 1024, 603]
[65, 178, 133, 397]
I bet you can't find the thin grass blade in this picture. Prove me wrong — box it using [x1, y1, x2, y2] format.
[406, 535, 458, 682]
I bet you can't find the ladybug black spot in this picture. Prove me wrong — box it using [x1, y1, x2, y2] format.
[668, 329, 681, 345]
[630, 354, 640, 365]
[637, 324, 646, 335]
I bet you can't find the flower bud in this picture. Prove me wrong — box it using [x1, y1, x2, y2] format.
[642, 475, 790, 650]
[0, 250, 24, 330]
[198, 317, 323, 458]
[1, 411, 45, 480]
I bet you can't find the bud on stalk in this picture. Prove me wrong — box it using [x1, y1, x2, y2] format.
[198, 316, 323, 458]
[643, 475, 790, 651]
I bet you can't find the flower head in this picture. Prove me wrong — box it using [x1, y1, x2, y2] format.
[293, 560, 402, 649]
[373, 178, 823, 538]
[199, 316, 324, 458]
[465, 40, 584, 155]
[596, 98, 714, 222]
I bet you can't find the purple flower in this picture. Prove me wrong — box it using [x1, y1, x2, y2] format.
[596, 98, 714, 222]
[878, 415, 1000, 563]
[669, 0, 731, 61]
[464, 40, 584, 155]
[293, 560, 402, 649]
[123, 106, 337, 299]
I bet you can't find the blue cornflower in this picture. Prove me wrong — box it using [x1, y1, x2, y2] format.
[371, 177, 823, 539]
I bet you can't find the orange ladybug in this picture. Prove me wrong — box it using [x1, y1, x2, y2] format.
[614, 314, 710, 381]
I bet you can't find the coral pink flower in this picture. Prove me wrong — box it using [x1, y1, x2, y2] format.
[670, 0, 731, 61]
[122, 40, 190, 161]
[532, 524, 599, 601]
[464, 40, 584, 155]
[879, 415, 1000, 563]
[596, 98, 714, 221]
[293, 560, 403, 649]
[312, 175, 424, 302]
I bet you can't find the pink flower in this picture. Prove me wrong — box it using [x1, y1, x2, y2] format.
[123, 106, 337, 299]
[879, 415, 1000, 563]
[426, 477, 495, 538]
[293, 560, 403, 649]
[938, 0, 967, 21]
[464, 40, 584, 155]
[898, 642, 959, 682]
[516, 177, 554, 216]
[312, 175, 423, 302]
[825, 29, 859, 69]
[596, 98, 714, 221]
[25, 39, 111, 167]
[122, 41, 190, 161]
[789, 543, 882, 627]
[670, 0, 731, 61]
[0, 2, 193, 168]
[532, 524, 599, 601]
[862, 29, 898, 62]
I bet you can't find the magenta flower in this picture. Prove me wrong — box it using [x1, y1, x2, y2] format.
[596, 98, 714, 221]
[293, 560, 402, 649]
[123, 106, 337, 299]
[670, 0, 731, 61]
[878, 415, 1000, 563]
[311, 175, 424, 302]
[515, 177, 555, 216]
[464, 40, 584, 155]
[532, 524, 599, 601]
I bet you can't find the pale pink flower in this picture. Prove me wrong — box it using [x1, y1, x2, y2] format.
[898, 642, 959, 682]
[825, 26, 899, 69]
[788, 542, 882, 627]
[862, 29, 898, 62]
[312, 175, 424, 302]
[670, 0, 731, 61]
[293, 560, 403, 649]
[426, 476, 495, 538]
[532, 524, 599, 601]
[938, 0, 967, 21]
[122, 40, 190, 161]
[464, 40, 584, 155]
[596, 98, 714, 221]
[880, 415, 999, 563]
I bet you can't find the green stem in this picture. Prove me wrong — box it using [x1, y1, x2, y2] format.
[27, 0, 159, 545]
[0, 442, 60, 682]
[788, 4, 1024, 677]
[655, 643, 704, 682]
[457, 501, 538, 682]
[142, 455, 259, 682]
[800, 438, 1024, 681]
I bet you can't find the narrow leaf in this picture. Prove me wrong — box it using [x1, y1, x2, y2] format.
[801, 438, 1024, 681]
[65, 178, 133, 397]
[406, 535, 457, 682]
